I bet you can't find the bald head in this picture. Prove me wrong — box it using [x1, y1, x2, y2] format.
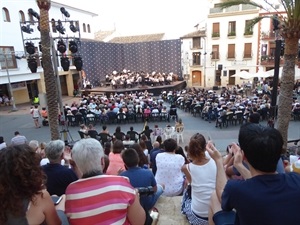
[153, 141, 160, 149]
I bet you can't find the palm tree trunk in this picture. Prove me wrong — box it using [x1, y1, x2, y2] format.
[277, 37, 298, 151]
[37, 0, 59, 140]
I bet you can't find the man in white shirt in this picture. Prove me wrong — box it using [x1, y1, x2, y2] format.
[11, 131, 27, 146]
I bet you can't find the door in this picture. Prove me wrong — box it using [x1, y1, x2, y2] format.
[228, 70, 236, 85]
[192, 71, 201, 86]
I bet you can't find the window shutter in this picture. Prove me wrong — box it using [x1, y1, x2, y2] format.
[228, 44, 235, 58]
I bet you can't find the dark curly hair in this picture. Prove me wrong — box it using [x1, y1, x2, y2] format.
[131, 143, 149, 167]
[188, 133, 207, 160]
[0, 144, 46, 223]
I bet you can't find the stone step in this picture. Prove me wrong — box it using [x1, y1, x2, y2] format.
[154, 196, 189, 225]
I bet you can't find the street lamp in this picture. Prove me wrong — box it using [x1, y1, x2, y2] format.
[0, 52, 20, 111]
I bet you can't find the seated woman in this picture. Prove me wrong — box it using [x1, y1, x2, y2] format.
[106, 140, 126, 175]
[114, 126, 125, 141]
[155, 138, 185, 196]
[181, 133, 217, 225]
[0, 144, 68, 225]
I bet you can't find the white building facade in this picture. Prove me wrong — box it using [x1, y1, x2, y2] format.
[206, 0, 260, 88]
[0, 0, 97, 104]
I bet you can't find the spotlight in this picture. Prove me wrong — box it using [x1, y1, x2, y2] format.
[27, 58, 38, 73]
[39, 42, 42, 52]
[25, 42, 35, 55]
[69, 40, 78, 53]
[69, 21, 78, 33]
[21, 25, 33, 34]
[28, 8, 40, 20]
[61, 57, 70, 71]
[74, 56, 83, 71]
[60, 7, 70, 18]
[57, 39, 66, 54]
[55, 20, 65, 35]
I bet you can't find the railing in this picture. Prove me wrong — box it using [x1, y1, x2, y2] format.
[212, 32, 220, 38]
[261, 31, 275, 40]
[225, 5, 239, 12]
[210, 7, 222, 14]
[261, 55, 284, 65]
[211, 53, 219, 60]
[243, 53, 252, 59]
[242, 4, 257, 10]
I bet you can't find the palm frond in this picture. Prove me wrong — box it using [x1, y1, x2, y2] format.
[246, 16, 271, 30]
[280, 0, 293, 19]
[218, 0, 263, 10]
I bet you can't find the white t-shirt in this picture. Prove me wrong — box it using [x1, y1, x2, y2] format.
[189, 159, 217, 217]
[31, 108, 40, 118]
[155, 152, 185, 196]
[0, 142, 7, 150]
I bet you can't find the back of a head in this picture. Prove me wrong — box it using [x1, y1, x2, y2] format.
[121, 148, 139, 168]
[153, 141, 160, 149]
[238, 123, 283, 172]
[72, 138, 104, 175]
[29, 140, 39, 151]
[0, 136, 4, 144]
[163, 138, 177, 152]
[189, 133, 206, 159]
[45, 140, 65, 162]
[14, 131, 20, 136]
[113, 140, 124, 153]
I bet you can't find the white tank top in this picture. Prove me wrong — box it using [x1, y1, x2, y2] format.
[189, 159, 217, 217]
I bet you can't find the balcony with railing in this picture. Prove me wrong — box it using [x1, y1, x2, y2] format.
[210, 4, 257, 14]
[261, 31, 275, 40]
[243, 52, 252, 59]
[227, 52, 236, 60]
[261, 55, 284, 66]
[211, 52, 219, 60]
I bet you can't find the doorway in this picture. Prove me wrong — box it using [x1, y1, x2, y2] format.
[192, 71, 202, 86]
[228, 70, 236, 85]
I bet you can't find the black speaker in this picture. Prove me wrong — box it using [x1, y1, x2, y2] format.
[218, 64, 223, 71]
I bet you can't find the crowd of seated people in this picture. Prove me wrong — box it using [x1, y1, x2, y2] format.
[104, 69, 179, 89]
[2, 119, 300, 225]
[166, 87, 277, 128]
[63, 91, 177, 127]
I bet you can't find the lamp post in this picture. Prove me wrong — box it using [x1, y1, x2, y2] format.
[2, 53, 18, 111]
[271, 14, 282, 120]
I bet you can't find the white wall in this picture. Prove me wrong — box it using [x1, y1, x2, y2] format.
[0, 0, 97, 85]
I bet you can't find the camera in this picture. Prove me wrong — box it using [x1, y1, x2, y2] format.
[137, 186, 155, 196]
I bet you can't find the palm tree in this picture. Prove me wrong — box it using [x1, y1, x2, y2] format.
[219, 0, 300, 150]
[37, 0, 59, 140]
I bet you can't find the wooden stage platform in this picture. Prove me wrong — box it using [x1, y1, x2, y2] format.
[82, 81, 187, 96]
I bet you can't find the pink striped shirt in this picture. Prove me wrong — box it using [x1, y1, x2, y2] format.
[65, 175, 136, 225]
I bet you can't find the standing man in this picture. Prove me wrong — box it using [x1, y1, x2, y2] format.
[30, 105, 41, 128]
[207, 123, 300, 225]
[11, 131, 27, 146]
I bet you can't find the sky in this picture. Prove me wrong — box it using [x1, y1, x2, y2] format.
[54, 0, 210, 39]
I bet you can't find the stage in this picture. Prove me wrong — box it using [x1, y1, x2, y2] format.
[81, 81, 187, 97]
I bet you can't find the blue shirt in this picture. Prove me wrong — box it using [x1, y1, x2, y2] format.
[42, 163, 78, 196]
[222, 173, 300, 225]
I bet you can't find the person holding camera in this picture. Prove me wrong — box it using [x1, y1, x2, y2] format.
[120, 148, 164, 211]
[207, 123, 300, 225]
[65, 138, 145, 225]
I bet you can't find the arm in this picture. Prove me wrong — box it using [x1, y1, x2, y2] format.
[206, 141, 228, 202]
[41, 190, 62, 225]
[181, 164, 191, 184]
[127, 191, 146, 225]
[233, 149, 251, 179]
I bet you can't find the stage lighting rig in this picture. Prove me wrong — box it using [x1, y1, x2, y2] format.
[69, 40, 78, 53]
[28, 8, 40, 20]
[69, 21, 78, 33]
[74, 56, 83, 71]
[61, 57, 70, 71]
[25, 42, 35, 55]
[21, 24, 33, 34]
[56, 20, 65, 35]
[57, 39, 66, 54]
[27, 57, 38, 73]
[60, 7, 70, 18]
